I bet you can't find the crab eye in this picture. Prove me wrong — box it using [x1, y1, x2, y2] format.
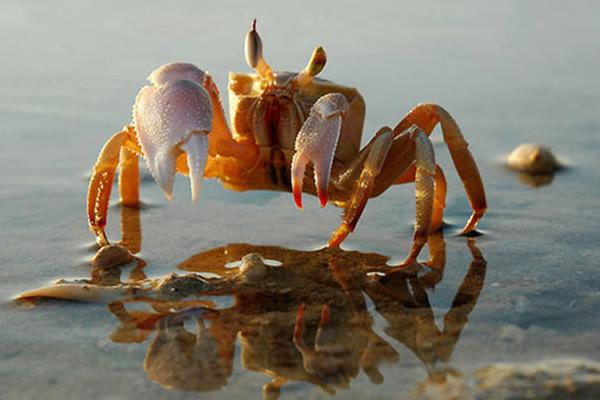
[244, 19, 273, 80]
[245, 19, 263, 69]
[305, 46, 327, 78]
[295, 46, 327, 86]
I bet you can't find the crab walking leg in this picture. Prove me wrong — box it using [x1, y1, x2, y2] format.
[87, 128, 138, 245]
[291, 93, 349, 208]
[394, 164, 447, 233]
[329, 128, 393, 246]
[329, 126, 437, 266]
[391, 103, 487, 233]
[400, 127, 436, 266]
[118, 145, 140, 207]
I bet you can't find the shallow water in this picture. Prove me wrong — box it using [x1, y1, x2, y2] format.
[1, 1, 600, 399]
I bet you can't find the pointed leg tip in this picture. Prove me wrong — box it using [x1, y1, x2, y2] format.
[461, 225, 473, 235]
[462, 208, 486, 234]
[394, 257, 418, 269]
[461, 219, 482, 236]
[461, 227, 484, 237]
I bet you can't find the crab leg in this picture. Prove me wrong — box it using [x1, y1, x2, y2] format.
[386, 103, 487, 233]
[330, 126, 436, 267]
[87, 127, 140, 245]
[118, 141, 140, 207]
[392, 127, 437, 266]
[291, 93, 349, 208]
[328, 127, 393, 246]
[394, 163, 447, 233]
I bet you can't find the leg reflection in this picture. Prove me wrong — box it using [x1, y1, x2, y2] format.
[119, 204, 147, 282]
[365, 236, 487, 382]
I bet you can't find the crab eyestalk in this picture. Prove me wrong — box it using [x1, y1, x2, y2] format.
[295, 46, 327, 86]
[245, 19, 273, 80]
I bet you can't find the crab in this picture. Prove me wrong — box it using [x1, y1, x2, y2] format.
[87, 20, 487, 267]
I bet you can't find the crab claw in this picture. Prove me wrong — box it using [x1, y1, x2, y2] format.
[291, 93, 348, 209]
[180, 134, 208, 201]
[133, 63, 212, 201]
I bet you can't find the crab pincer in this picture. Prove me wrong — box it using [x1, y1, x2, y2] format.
[291, 93, 349, 208]
[134, 63, 212, 202]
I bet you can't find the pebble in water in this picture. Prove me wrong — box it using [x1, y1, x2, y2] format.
[90, 244, 134, 269]
[506, 143, 561, 174]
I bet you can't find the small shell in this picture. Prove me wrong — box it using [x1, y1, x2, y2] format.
[90, 244, 134, 269]
[506, 144, 561, 174]
[238, 253, 268, 283]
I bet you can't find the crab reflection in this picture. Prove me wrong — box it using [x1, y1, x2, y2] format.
[98, 207, 486, 398]
[16, 204, 486, 397]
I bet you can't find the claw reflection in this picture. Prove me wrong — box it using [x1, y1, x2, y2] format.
[144, 310, 231, 391]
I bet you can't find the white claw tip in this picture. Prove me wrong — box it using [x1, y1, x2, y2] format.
[181, 133, 208, 204]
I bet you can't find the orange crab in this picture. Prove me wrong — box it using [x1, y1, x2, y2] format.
[87, 20, 487, 267]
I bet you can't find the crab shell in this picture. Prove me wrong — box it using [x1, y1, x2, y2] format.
[227, 71, 365, 174]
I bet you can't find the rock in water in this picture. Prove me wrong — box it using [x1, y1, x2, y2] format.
[506, 143, 561, 174]
[90, 244, 133, 269]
